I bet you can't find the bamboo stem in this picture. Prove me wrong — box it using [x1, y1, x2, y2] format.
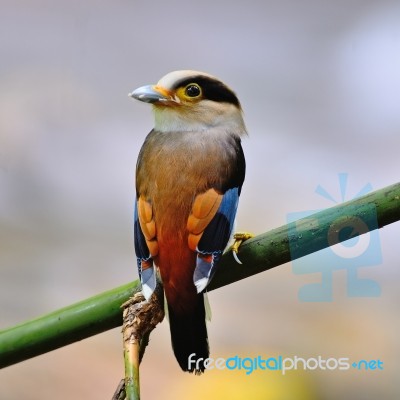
[120, 285, 164, 399]
[124, 340, 140, 400]
[0, 182, 399, 369]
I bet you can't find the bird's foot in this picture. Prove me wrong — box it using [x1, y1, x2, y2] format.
[231, 232, 254, 264]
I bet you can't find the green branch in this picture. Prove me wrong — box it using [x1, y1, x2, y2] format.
[1, 182, 399, 369]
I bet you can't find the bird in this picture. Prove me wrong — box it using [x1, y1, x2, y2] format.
[129, 70, 247, 374]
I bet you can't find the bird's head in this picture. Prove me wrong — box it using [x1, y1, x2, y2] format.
[130, 70, 246, 134]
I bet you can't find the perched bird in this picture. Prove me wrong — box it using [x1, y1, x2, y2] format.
[130, 70, 247, 373]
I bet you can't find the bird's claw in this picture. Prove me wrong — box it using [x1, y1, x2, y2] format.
[231, 232, 254, 264]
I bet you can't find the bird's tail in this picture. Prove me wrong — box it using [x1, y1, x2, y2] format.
[168, 293, 209, 374]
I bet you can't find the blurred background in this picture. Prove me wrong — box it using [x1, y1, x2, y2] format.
[1, 0, 399, 399]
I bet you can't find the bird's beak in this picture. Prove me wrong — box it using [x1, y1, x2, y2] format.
[129, 85, 178, 105]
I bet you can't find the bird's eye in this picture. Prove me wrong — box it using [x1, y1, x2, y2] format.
[185, 84, 201, 98]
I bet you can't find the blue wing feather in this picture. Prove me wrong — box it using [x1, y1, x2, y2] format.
[134, 201, 156, 299]
[134, 201, 150, 265]
[194, 187, 240, 292]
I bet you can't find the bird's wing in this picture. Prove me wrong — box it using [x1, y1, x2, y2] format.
[134, 196, 158, 299]
[187, 187, 240, 293]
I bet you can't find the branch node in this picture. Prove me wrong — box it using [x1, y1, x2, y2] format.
[117, 284, 165, 399]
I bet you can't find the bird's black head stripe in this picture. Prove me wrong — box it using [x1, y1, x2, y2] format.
[173, 76, 241, 107]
